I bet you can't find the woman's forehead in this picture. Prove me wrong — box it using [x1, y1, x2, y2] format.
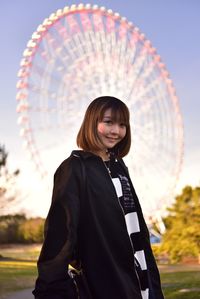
[103, 108, 112, 117]
[102, 108, 127, 122]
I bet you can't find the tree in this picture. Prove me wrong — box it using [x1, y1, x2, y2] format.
[0, 214, 44, 243]
[0, 144, 20, 213]
[160, 185, 200, 263]
[0, 214, 26, 243]
[18, 217, 44, 243]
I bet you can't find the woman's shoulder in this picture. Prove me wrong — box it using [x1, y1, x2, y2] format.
[54, 150, 96, 173]
[56, 151, 81, 170]
[117, 158, 130, 176]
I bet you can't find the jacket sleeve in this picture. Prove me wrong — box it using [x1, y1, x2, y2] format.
[32, 157, 81, 299]
[137, 207, 165, 299]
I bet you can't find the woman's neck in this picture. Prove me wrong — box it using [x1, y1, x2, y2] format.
[95, 149, 110, 161]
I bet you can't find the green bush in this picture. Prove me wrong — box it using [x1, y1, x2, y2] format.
[18, 218, 44, 243]
[0, 214, 44, 244]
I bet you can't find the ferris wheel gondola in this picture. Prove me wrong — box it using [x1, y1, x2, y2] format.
[16, 4, 184, 227]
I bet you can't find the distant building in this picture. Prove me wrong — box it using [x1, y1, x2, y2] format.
[149, 228, 162, 244]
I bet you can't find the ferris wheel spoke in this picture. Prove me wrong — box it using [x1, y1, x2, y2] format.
[16, 4, 184, 218]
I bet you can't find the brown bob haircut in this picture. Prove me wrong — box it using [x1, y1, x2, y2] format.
[77, 96, 131, 158]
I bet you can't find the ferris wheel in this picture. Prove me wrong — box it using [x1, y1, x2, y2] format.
[16, 4, 184, 224]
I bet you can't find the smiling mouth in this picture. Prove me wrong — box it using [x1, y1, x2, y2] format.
[106, 137, 119, 142]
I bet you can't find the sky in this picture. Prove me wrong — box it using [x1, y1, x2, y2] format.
[0, 0, 200, 217]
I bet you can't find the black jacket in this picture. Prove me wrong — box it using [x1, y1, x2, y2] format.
[33, 150, 164, 299]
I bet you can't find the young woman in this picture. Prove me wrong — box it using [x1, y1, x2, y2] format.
[33, 96, 164, 299]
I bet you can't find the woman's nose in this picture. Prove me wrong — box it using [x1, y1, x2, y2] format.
[110, 124, 120, 134]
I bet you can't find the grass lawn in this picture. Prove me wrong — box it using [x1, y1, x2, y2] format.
[0, 244, 40, 298]
[160, 265, 200, 299]
[0, 244, 200, 299]
[0, 260, 37, 298]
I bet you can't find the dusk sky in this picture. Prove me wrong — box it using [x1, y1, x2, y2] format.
[0, 1, 199, 217]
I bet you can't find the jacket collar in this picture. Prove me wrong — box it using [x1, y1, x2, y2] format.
[71, 150, 129, 177]
[71, 150, 100, 160]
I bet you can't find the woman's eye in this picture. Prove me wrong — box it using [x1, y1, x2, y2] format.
[104, 120, 112, 124]
[120, 123, 126, 128]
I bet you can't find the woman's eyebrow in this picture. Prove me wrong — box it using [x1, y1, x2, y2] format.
[103, 115, 112, 119]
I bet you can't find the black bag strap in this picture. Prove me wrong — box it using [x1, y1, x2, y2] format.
[70, 154, 93, 298]
[72, 152, 86, 198]
[71, 153, 86, 267]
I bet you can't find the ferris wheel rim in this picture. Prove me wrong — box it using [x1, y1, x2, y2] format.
[16, 3, 184, 215]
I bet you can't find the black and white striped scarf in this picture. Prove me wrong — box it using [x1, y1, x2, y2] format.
[106, 160, 149, 299]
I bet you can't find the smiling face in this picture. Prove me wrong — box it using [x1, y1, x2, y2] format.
[77, 96, 131, 158]
[97, 108, 127, 151]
